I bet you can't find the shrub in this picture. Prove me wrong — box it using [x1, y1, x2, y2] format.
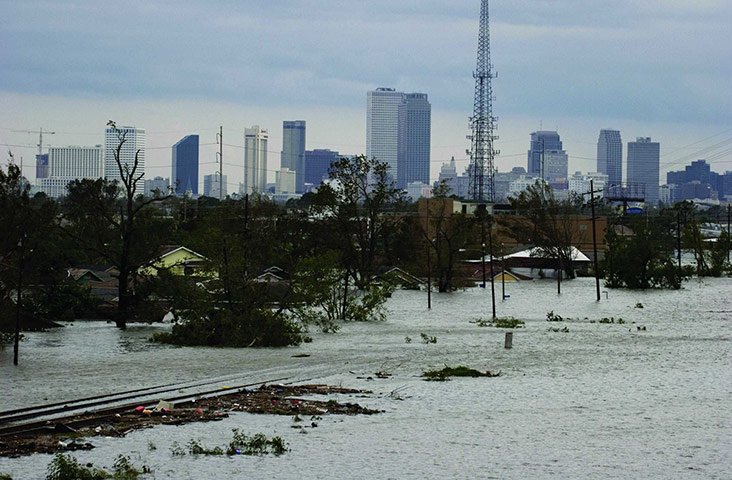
[422, 365, 499, 382]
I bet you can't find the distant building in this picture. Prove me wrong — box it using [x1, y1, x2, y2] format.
[203, 173, 227, 199]
[509, 175, 541, 196]
[627, 137, 660, 205]
[275, 168, 296, 194]
[144, 176, 169, 197]
[36, 154, 49, 179]
[281, 121, 306, 193]
[494, 167, 527, 202]
[397, 93, 431, 189]
[666, 159, 727, 201]
[104, 125, 145, 193]
[543, 149, 569, 183]
[434, 157, 471, 198]
[659, 184, 679, 205]
[242, 125, 268, 195]
[406, 181, 432, 200]
[527, 131, 563, 178]
[172, 135, 199, 196]
[304, 149, 340, 187]
[568, 171, 608, 198]
[36, 145, 103, 198]
[597, 129, 623, 187]
[367, 88, 404, 182]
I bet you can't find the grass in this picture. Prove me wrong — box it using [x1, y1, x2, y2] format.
[422, 365, 499, 382]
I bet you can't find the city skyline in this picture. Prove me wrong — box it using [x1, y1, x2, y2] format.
[1, 1, 730, 190]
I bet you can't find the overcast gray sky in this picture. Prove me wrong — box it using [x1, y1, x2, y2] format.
[1, 0, 731, 188]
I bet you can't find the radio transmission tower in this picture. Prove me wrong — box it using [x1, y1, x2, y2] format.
[467, 0, 499, 202]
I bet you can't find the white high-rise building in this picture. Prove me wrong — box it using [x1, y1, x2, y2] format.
[49, 145, 103, 179]
[568, 171, 608, 198]
[367, 88, 405, 181]
[242, 125, 268, 195]
[275, 168, 296, 194]
[36, 145, 103, 198]
[203, 173, 227, 199]
[144, 176, 170, 197]
[104, 126, 145, 193]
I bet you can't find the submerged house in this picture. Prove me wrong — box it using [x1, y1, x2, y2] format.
[143, 245, 208, 277]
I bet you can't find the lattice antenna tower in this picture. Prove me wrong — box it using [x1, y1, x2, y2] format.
[467, 0, 499, 202]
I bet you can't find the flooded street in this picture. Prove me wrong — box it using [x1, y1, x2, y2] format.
[2, 277, 731, 479]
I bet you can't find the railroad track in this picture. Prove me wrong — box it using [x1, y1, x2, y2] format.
[0, 357, 391, 438]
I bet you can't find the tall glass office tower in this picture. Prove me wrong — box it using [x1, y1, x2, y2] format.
[627, 137, 660, 205]
[527, 131, 565, 180]
[172, 134, 199, 195]
[597, 129, 623, 186]
[397, 93, 431, 189]
[281, 121, 306, 193]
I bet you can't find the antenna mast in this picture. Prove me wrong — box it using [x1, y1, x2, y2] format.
[468, 0, 499, 202]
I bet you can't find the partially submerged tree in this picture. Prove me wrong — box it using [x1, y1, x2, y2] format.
[311, 155, 402, 289]
[62, 121, 171, 328]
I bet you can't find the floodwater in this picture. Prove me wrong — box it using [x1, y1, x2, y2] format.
[2, 277, 731, 479]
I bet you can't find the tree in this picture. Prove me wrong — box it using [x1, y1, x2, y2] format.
[421, 198, 476, 292]
[504, 181, 582, 279]
[311, 155, 402, 289]
[62, 121, 171, 328]
[602, 214, 684, 289]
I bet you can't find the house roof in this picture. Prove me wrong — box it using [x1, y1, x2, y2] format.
[158, 245, 207, 261]
[506, 246, 591, 263]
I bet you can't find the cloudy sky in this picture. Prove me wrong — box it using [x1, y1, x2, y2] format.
[1, 0, 730, 189]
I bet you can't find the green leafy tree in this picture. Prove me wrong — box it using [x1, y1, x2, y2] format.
[311, 155, 402, 289]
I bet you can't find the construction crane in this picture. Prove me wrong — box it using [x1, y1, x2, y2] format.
[12, 127, 56, 158]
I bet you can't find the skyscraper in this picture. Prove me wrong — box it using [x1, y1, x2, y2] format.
[304, 149, 340, 187]
[242, 125, 268, 195]
[597, 129, 623, 186]
[281, 121, 306, 193]
[36, 145, 103, 198]
[367, 88, 404, 181]
[527, 131, 565, 180]
[172, 135, 199, 196]
[627, 137, 660, 205]
[104, 125, 145, 193]
[36, 154, 49, 179]
[397, 93, 431, 189]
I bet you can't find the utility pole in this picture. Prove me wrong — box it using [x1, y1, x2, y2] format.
[488, 215, 496, 319]
[727, 204, 731, 263]
[501, 242, 506, 300]
[590, 179, 600, 301]
[480, 213, 486, 288]
[677, 210, 682, 277]
[13, 237, 25, 366]
[216, 127, 223, 200]
[427, 241, 432, 310]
